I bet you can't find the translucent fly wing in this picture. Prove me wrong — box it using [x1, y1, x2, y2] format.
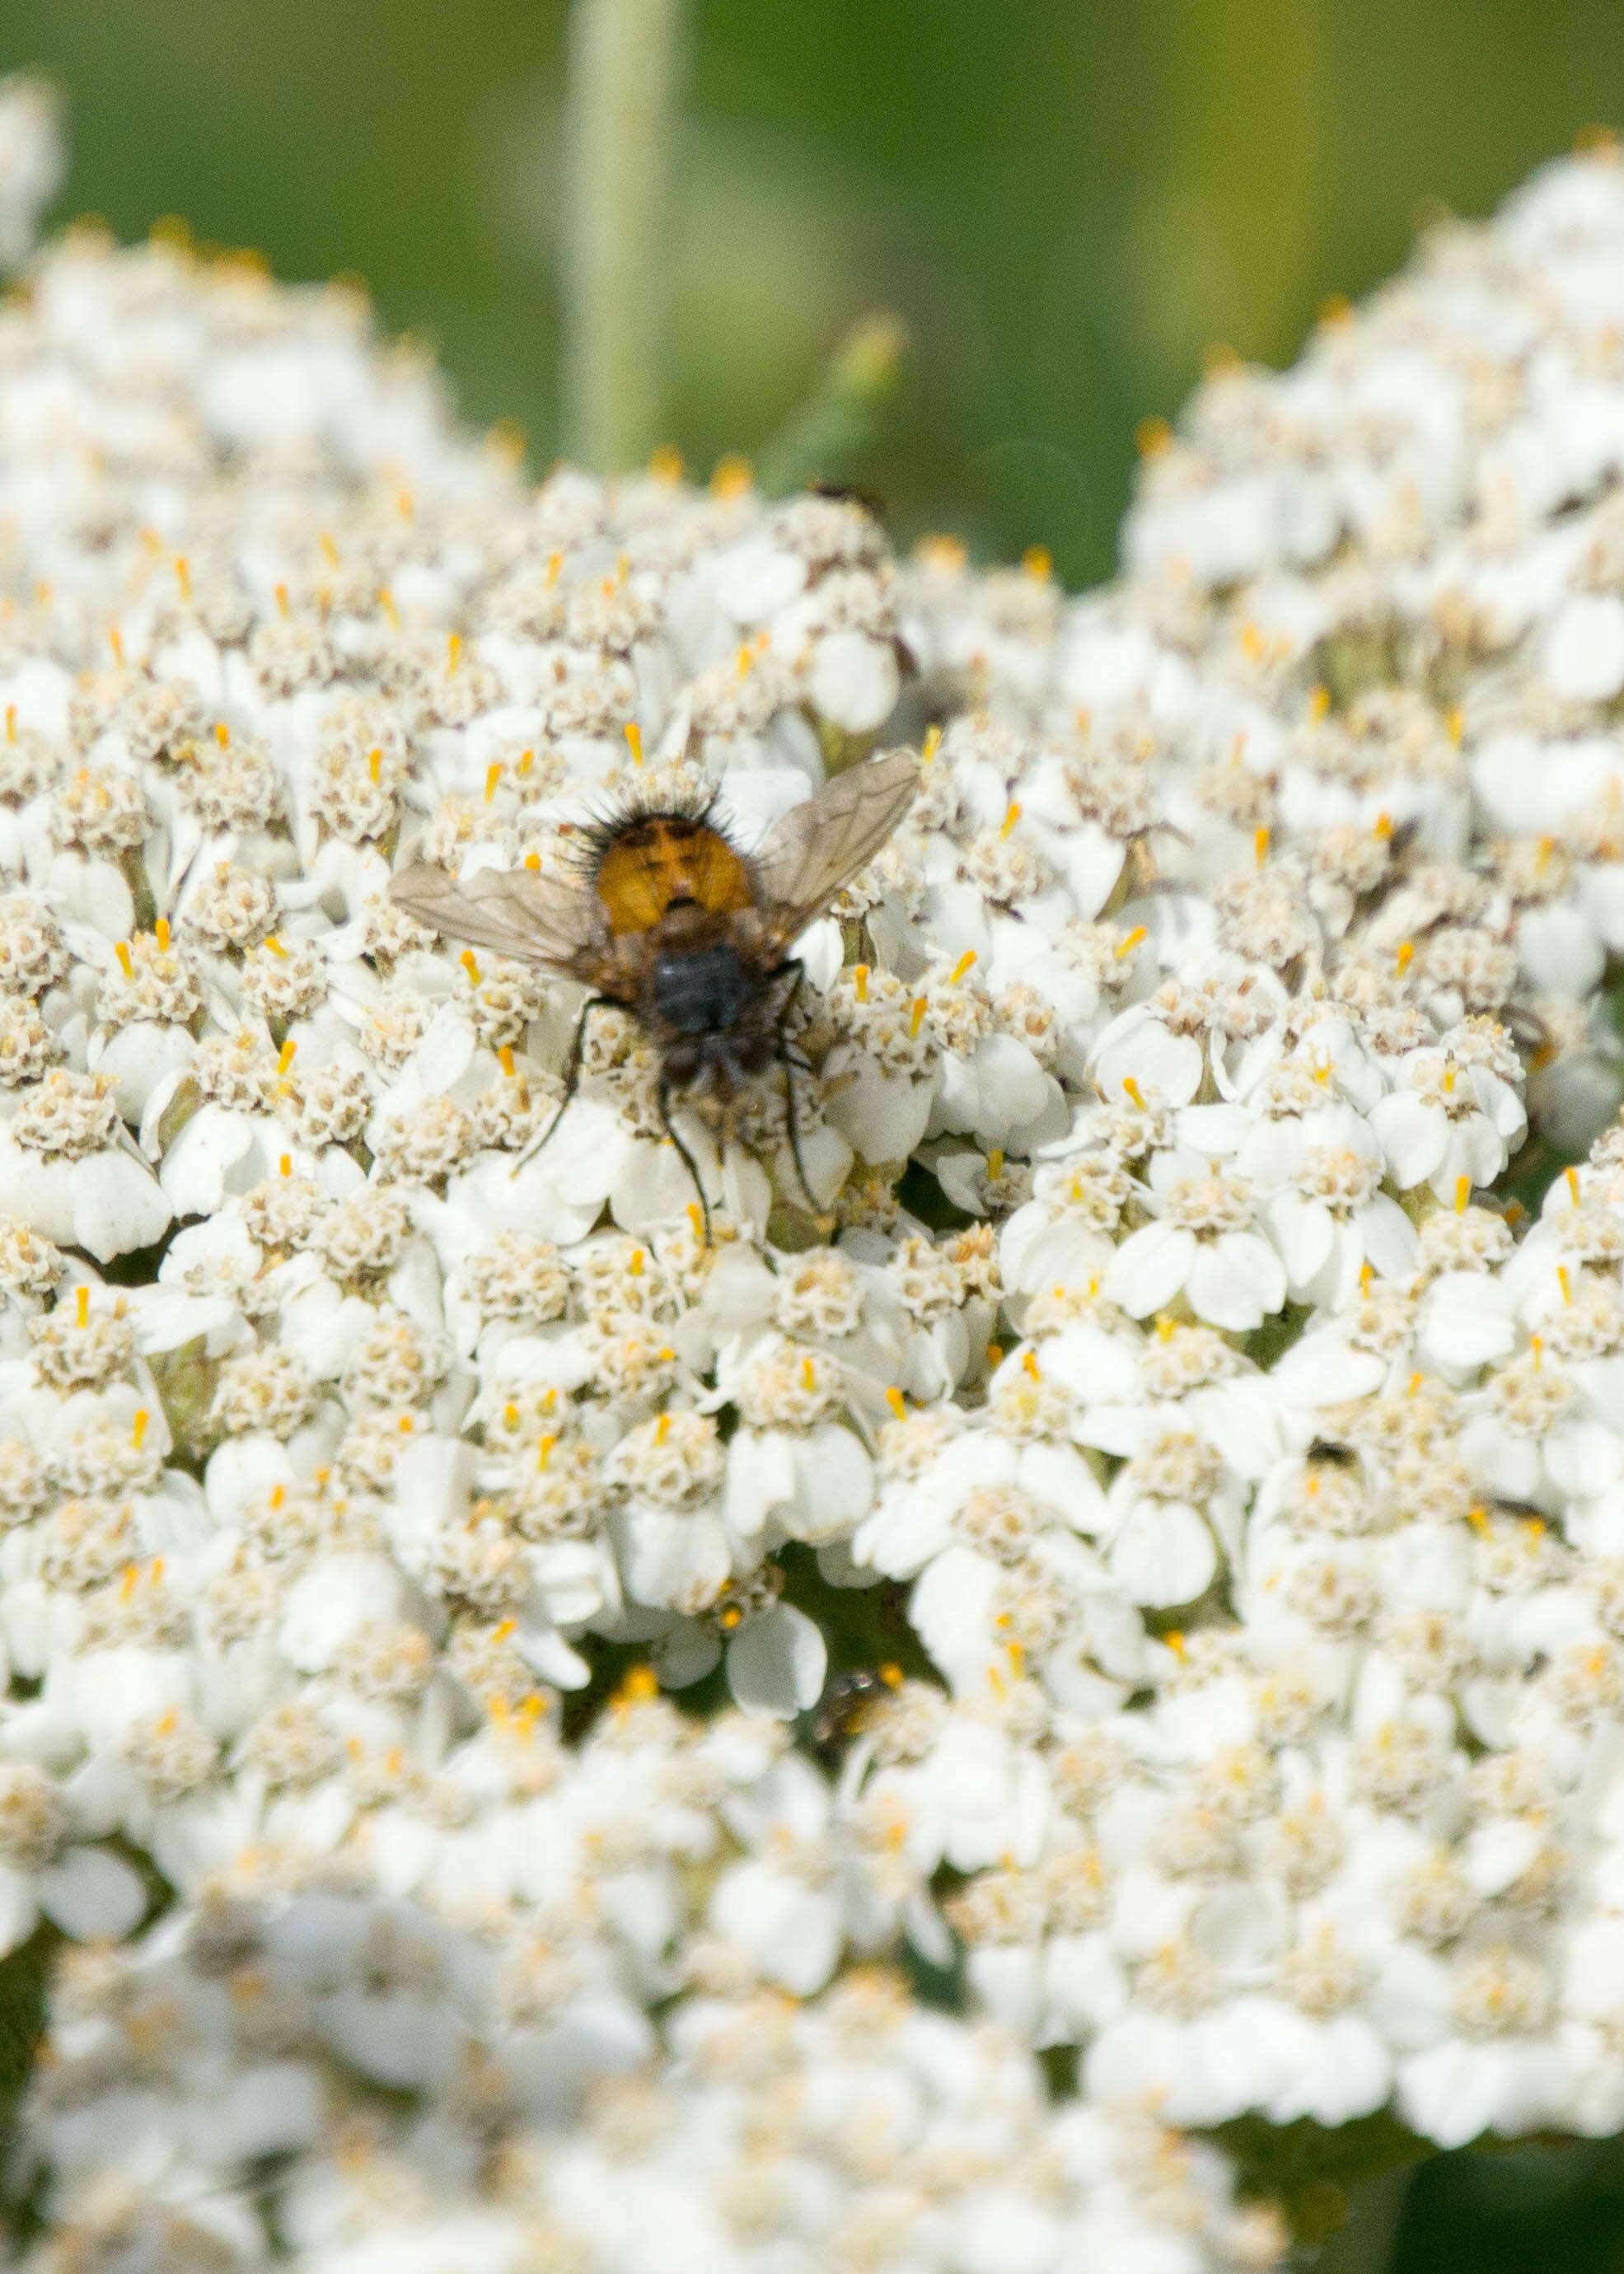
[751, 748, 919, 950]
[390, 861, 597, 976]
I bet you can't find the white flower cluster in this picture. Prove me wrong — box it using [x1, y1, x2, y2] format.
[10, 124, 1624, 2267]
[24, 1865, 1281, 2274]
[0, 205, 1285, 2270]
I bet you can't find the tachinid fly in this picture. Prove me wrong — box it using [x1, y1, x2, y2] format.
[389, 747, 920, 1230]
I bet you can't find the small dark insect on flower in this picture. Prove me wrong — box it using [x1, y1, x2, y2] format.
[390, 748, 918, 1233]
[807, 1663, 906, 1765]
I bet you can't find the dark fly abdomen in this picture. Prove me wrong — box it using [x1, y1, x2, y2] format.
[652, 941, 754, 1035]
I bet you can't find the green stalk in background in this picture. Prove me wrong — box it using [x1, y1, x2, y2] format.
[559, 0, 688, 472]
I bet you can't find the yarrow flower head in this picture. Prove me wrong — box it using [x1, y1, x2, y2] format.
[9, 116, 1624, 2272]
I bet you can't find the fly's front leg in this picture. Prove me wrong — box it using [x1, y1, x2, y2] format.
[508, 994, 605, 1179]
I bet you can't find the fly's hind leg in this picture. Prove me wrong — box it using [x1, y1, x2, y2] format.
[508, 994, 606, 1179]
[771, 962, 823, 1216]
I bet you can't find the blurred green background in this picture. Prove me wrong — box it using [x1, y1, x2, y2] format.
[8, 5, 1624, 2266]
[7, 0, 1624, 587]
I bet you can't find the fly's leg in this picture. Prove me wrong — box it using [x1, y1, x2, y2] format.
[508, 994, 606, 1180]
[658, 1069, 711, 1243]
[772, 961, 821, 1214]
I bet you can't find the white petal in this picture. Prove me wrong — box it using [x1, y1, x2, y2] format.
[786, 1423, 874, 1542]
[1186, 1231, 1285, 1331]
[726, 1601, 826, 1718]
[1370, 1093, 1447, 1187]
[1265, 1191, 1334, 1289]
[807, 631, 900, 734]
[1358, 1191, 1420, 1280]
[0, 1865, 39, 1958]
[821, 1054, 936, 1164]
[1108, 1501, 1216, 1607]
[1104, 1221, 1196, 1317]
[72, 1149, 174, 1263]
[36, 1844, 147, 1941]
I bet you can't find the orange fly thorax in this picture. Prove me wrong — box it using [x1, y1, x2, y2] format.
[590, 804, 755, 938]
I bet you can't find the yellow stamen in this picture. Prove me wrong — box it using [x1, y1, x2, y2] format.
[802, 1357, 817, 1390]
[909, 997, 927, 1036]
[155, 917, 171, 952]
[885, 1386, 907, 1422]
[624, 720, 644, 766]
[951, 948, 977, 984]
[498, 1045, 516, 1077]
[985, 1342, 1004, 1369]
[1373, 811, 1393, 840]
[269, 1484, 285, 1509]
[1022, 544, 1051, 582]
[274, 583, 289, 620]
[1164, 1630, 1187, 1659]
[1155, 1313, 1176, 1341]
[921, 724, 942, 763]
[1022, 1350, 1041, 1380]
[1360, 1261, 1374, 1294]
[367, 746, 382, 784]
[447, 633, 461, 677]
[517, 748, 533, 776]
[1309, 683, 1330, 721]
[1567, 1167, 1581, 1205]
[129, 1408, 148, 1452]
[1454, 1175, 1470, 1214]
[1395, 940, 1414, 976]
[484, 761, 502, 802]
[1000, 802, 1023, 839]
[115, 941, 133, 978]
[377, 586, 399, 627]
[1558, 1264, 1573, 1304]
[1116, 926, 1147, 959]
[1446, 704, 1464, 746]
[736, 643, 753, 681]
[986, 1148, 1004, 1181]
[710, 452, 753, 497]
[263, 933, 287, 957]
[629, 1248, 644, 1277]
[1121, 1074, 1145, 1108]
[214, 721, 230, 747]
[536, 1435, 555, 1472]
[854, 963, 869, 1003]
[1254, 825, 1271, 866]
[76, 1285, 89, 1329]
[686, 1202, 704, 1240]
[461, 949, 481, 985]
[173, 555, 190, 600]
[1530, 1333, 1543, 1369]
[277, 1039, 296, 1074]
[648, 443, 683, 483]
[278, 1153, 292, 1178]
[524, 851, 541, 871]
[107, 625, 124, 665]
